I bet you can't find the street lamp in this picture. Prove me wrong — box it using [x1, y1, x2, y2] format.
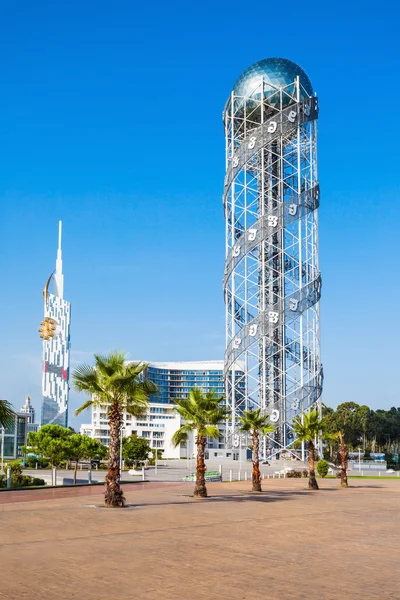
[1, 427, 4, 471]
[119, 425, 125, 476]
[358, 446, 361, 471]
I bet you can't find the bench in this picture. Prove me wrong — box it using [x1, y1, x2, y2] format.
[182, 471, 222, 482]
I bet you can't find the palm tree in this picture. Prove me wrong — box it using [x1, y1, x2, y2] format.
[172, 388, 228, 498]
[73, 352, 157, 507]
[238, 408, 274, 492]
[0, 400, 15, 429]
[292, 408, 326, 490]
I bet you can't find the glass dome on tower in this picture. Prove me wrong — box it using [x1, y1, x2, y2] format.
[226, 57, 313, 118]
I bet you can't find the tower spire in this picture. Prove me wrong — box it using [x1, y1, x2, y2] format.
[54, 220, 64, 298]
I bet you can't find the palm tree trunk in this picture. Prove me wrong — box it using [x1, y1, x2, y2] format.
[338, 432, 348, 487]
[252, 430, 262, 492]
[105, 401, 125, 507]
[194, 435, 207, 498]
[308, 441, 319, 490]
[74, 462, 78, 485]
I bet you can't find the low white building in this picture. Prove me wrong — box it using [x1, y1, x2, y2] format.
[81, 403, 183, 459]
[80, 360, 230, 459]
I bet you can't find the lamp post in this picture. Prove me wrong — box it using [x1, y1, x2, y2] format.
[119, 425, 125, 477]
[358, 446, 361, 471]
[1, 427, 4, 471]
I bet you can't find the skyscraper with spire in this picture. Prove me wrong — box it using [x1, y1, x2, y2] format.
[41, 221, 71, 426]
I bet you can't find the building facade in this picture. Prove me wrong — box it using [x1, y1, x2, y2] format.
[223, 58, 323, 458]
[80, 360, 242, 459]
[20, 396, 35, 423]
[1, 414, 27, 461]
[41, 222, 71, 427]
[20, 396, 40, 434]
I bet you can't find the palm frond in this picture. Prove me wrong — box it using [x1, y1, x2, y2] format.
[172, 388, 226, 446]
[94, 351, 126, 378]
[72, 364, 104, 394]
[125, 400, 148, 419]
[262, 423, 275, 435]
[292, 408, 326, 442]
[201, 425, 221, 440]
[207, 406, 229, 425]
[74, 399, 94, 416]
[239, 421, 252, 432]
[125, 361, 149, 377]
[239, 408, 272, 433]
[0, 400, 15, 429]
[171, 424, 193, 447]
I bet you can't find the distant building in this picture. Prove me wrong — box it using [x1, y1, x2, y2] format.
[41, 221, 71, 427]
[80, 360, 245, 459]
[20, 396, 35, 424]
[1, 414, 27, 460]
[20, 396, 40, 434]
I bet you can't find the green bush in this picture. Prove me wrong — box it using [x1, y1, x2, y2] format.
[4, 460, 23, 475]
[316, 460, 329, 478]
[302, 469, 309, 478]
[286, 470, 302, 478]
[0, 473, 46, 488]
[10, 474, 36, 487]
[25, 456, 50, 469]
[31, 477, 46, 486]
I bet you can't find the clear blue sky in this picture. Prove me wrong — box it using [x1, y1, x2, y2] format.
[1, 0, 399, 428]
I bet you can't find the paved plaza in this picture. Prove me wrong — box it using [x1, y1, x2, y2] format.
[0, 479, 398, 599]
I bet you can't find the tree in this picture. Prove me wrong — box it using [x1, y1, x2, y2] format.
[238, 408, 274, 492]
[0, 399, 15, 429]
[356, 405, 370, 451]
[334, 402, 362, 448]
[172, 388, 228, 498]
[122, 434, 151, 467]
[73, 352, 157, 507]
[148, 449, 163, 466]
[292, 409, 327, 490]
[316, 459, 329, 478]
[66, 435, 108, 484]
[25, 424, 72, 484]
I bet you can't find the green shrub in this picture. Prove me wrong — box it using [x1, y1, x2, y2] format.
[286, 470, 302, 478]
[31, 477, 46, 486]
[302, 469, 309, 478]
[11, 473, 47, 488]
[316, 460, 329, 478]
[0, 471, 46, 489]
[10, 474, 28, 487]
[25, 456, 50, 469]
[4, 460, 23, 475]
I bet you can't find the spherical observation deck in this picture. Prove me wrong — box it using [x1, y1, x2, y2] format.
[227, 57, 313, 115]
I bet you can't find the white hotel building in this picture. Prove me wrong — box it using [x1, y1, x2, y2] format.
[80, 360, 238, 459]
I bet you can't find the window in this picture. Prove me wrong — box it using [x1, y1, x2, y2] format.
[141, 431, 151, 438]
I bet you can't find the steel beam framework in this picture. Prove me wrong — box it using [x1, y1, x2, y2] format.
[223, 76, 323, 457]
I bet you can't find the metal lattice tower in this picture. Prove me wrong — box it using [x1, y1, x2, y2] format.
[223, 58, 323, 458]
